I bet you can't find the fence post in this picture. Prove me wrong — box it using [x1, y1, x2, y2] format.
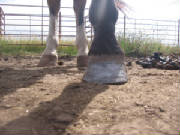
[156, 22, 158, 40]
[134, 19, 136, 34]
[124, 15, 126, 40]
[90, 24, 93, 42]
[0, 7, 2, 36]
[59, 11, 61, 42]
[178, 19, 180, 47]
[4, 15, 5, 35]
[29, 16, 31, 41]
[41, 0, 44, 45]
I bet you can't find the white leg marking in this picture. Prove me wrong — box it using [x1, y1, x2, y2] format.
[43, 15, 58, 56]
[76, 25, 89, 56]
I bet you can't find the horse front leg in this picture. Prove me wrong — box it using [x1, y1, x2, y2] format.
[83, 0, 128, 84]
[38, 0, 60, 67]
[73, 0, 89, 67]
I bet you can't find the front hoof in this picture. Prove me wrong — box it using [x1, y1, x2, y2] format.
[77, 55, 88, 67]
[38, 55, 58, 67]
[83, 55, 128, 84]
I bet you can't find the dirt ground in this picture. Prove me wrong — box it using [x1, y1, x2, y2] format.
[0, 55, 179, 135]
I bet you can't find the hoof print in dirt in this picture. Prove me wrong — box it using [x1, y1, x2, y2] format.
[136, 52, 180, 70]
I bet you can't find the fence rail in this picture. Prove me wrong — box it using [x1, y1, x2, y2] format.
[116, 16, 180, 46]
[0, 3, 93, 46]
[0, 3, 180, 46]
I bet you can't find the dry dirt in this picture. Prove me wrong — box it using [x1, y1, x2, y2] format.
[0, 56, 180, 135]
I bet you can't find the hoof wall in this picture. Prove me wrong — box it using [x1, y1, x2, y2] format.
[83, 56, 128, 84]
[77, 55, 88, 67]
[38, 55, 57, 67]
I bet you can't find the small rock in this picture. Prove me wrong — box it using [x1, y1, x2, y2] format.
[135, 102, 144, 107]
[153, 52, 162, 59]
[70, 85, 80, 89]
[141, 62, 152, 68]
[159, 56, 166, 62]
[26, 110, 29, 113]
[55, 113, 74, 123]
[165, 56, 170, 62]
[155, 62, 163, 69]
[0, 69, 4, 73]
[170, 61, 179, 69]
[126, 61, 132, 66]
[40, 88, 46, 91]
[0, 104, 14, 109]
[164, 64, 175, 70]
[58, 61, 64, 66]
[146, 58, 151, 62]
[4, 57, 8, 61]
[159, 107, 165, 112]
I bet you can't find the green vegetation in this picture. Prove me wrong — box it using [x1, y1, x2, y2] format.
[0, 38, 77, 56]
[0, 36, 179, 57]
[117, 35, 180, 57]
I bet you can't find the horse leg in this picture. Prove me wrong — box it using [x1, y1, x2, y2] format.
[38, 0, 60, 67]
[73, 0, 88, 67]
[83, 0, 128, 84]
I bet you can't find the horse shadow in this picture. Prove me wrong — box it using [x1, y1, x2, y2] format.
[0, 56, 109, 134]
[0, 81, 109, 135]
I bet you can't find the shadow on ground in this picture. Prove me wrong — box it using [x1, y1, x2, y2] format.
[0, 61, 82, 98]
[0, 81, 108, 135]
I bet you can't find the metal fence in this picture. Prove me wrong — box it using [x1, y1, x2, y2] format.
[0, 3, 179, 46]
[0, 3, 92, 46]
[116, 16, 180, 46]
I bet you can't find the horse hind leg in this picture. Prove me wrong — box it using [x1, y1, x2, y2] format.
[38, 0, 60, 67]
[73, 0, 89, 67]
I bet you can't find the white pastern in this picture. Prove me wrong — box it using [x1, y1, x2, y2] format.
[76, 25, 89, 56]
[43, 15, 58, 56]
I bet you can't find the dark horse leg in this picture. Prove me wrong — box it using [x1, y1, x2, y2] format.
[83, 0, 128, 84]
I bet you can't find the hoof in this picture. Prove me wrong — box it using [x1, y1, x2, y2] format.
[83, 55, 128, 84]
[38, 55, 57, 67]
[77, 55, 88, 67]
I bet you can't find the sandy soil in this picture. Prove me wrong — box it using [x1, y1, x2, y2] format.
[0, 55, 180, 135]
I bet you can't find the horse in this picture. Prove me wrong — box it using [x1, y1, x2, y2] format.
[38, 0, 128, 84]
